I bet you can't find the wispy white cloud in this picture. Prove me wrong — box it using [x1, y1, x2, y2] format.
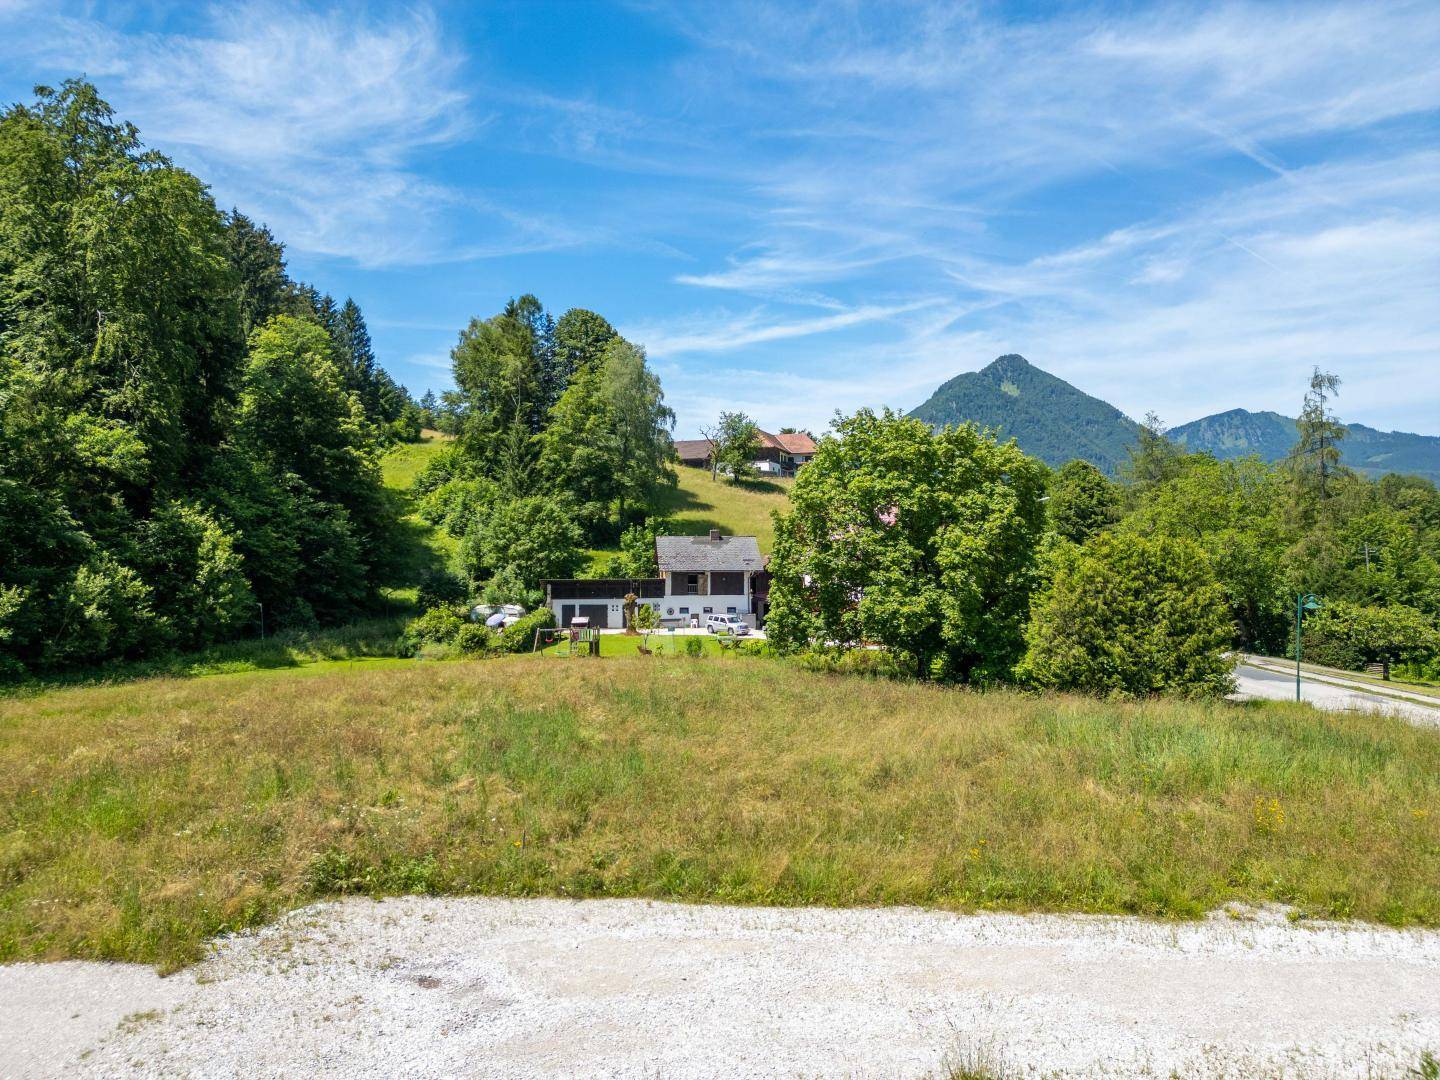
[5, 3, 601, 267]
[632, 0, 1440, 433]
[628, 299, 940, 356]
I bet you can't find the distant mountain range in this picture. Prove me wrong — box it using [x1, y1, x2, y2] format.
[909, 354, 1440, 483]
[1169, 410, 1440, 482]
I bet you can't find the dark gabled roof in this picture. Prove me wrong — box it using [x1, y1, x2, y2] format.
[656, 534, 765, 573]
[674, 438, 714, 461]
[673, 431, 816, 460]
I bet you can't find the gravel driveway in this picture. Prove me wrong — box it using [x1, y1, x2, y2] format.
[5, 897, 1439, 1078]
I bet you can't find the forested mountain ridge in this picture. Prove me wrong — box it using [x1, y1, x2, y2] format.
[908, 354, 1140, 474]
[1171, 409, 1440, 483]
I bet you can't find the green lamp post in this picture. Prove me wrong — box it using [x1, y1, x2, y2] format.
[1294, 593, 1322, 701]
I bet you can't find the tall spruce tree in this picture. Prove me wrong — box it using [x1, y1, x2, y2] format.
[1292, 368, 1346, 500]
[335, 297, 377, 411]
[224, 210, 294, 336]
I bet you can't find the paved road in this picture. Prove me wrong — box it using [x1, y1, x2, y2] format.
[7, 897, 1440, 1079]
[1234, 662, 1440, 728]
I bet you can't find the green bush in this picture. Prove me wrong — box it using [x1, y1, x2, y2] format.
[453, 623, 496, 655]
[401, 605, 468, 654]
[1298, 600, 1439, 671]
[1018, 532, 1236, 698]
[632, 602, 660, 631]
[497, 608, 555, 654]
[683, 635, 705, 657]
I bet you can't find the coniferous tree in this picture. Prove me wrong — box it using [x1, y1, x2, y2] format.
[1291, 368, 1347, 500]
[224, 210, 294, 337]
[335, 297, 377, 409]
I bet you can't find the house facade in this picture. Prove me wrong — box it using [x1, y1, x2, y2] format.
[542, 531, 769, 629]
[674, 430, 817, 477]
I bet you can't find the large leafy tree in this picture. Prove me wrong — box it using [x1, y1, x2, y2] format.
[234, 317, 384, 539]
[552, 308, 617, 388]
[541, 337, 675, 536]
[450, 306, 542, 464]
[767, 409, 1047, 681]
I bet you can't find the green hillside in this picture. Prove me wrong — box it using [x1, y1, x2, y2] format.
[909, 354, 1140, 474]
[655, 466, 792, 551]
[1171, 410, 1440, 483]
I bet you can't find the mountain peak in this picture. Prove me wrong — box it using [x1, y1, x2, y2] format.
[909, 355, 1138, 474]
[982, 353, 1032, 375]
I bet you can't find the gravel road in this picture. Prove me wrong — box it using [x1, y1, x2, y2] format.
[5, 897, 1439, 1078]
[1233, 662, 1440, 727]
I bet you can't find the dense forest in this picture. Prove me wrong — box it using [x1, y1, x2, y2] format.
[1090, 376, 1440, 674]
[1036, 368, 1440, 679]
[0, 82, 425, 678]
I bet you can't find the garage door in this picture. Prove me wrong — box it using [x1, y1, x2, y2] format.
[560, 603, 609, 628]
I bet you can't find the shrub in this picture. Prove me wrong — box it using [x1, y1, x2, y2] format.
[453, 623, 495, 655]
[1018, 532, 1236, 698]
[401, 605, 468, 654]
[683, 635, 705, 657]
[497, 607, 555, 654]
[1297, 601, 1440, 671]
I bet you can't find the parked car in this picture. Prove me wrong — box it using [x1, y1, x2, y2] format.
[705, 613, 750, 636]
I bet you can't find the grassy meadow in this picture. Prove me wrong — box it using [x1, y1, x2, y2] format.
[2, 652, 1438, 969]
[655, 465, 793, 551]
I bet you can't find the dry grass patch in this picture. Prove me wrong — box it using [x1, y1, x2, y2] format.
[2, 654, 1438, 968]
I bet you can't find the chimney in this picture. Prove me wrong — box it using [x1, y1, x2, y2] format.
[709, 528, 721, 541]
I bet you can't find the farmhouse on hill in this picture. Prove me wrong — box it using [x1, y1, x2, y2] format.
[542, 530, 770, 629]
[674, 429, 817, 477]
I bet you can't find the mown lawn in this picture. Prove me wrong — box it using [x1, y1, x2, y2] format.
[2, 653, 1438, 969]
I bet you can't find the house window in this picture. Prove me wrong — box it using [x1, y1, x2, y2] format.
[727, 606, 737, 614]
[678, 607, 689, 615]
[703, 606, 713, 614]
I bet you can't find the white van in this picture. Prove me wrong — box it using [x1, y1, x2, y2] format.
[705, 613, 749, 636]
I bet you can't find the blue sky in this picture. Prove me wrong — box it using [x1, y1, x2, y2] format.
[3, 0, 1438, 437]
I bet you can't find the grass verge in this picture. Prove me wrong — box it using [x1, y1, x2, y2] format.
[2, 654, 1437, 969]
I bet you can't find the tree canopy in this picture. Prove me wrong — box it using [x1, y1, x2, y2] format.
[0, 81, 418, 676]
[767, 409, 1048, 681]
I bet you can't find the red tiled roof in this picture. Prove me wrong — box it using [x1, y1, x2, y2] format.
[772, 431, 817, 454]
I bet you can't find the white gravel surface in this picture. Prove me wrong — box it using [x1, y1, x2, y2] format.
[4, 897, 1440, 1079]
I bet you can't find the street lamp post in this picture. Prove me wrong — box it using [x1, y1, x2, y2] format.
[1294, 593, 1322, 702]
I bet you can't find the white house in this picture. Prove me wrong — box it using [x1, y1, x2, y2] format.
[542, 530, 770, 629]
